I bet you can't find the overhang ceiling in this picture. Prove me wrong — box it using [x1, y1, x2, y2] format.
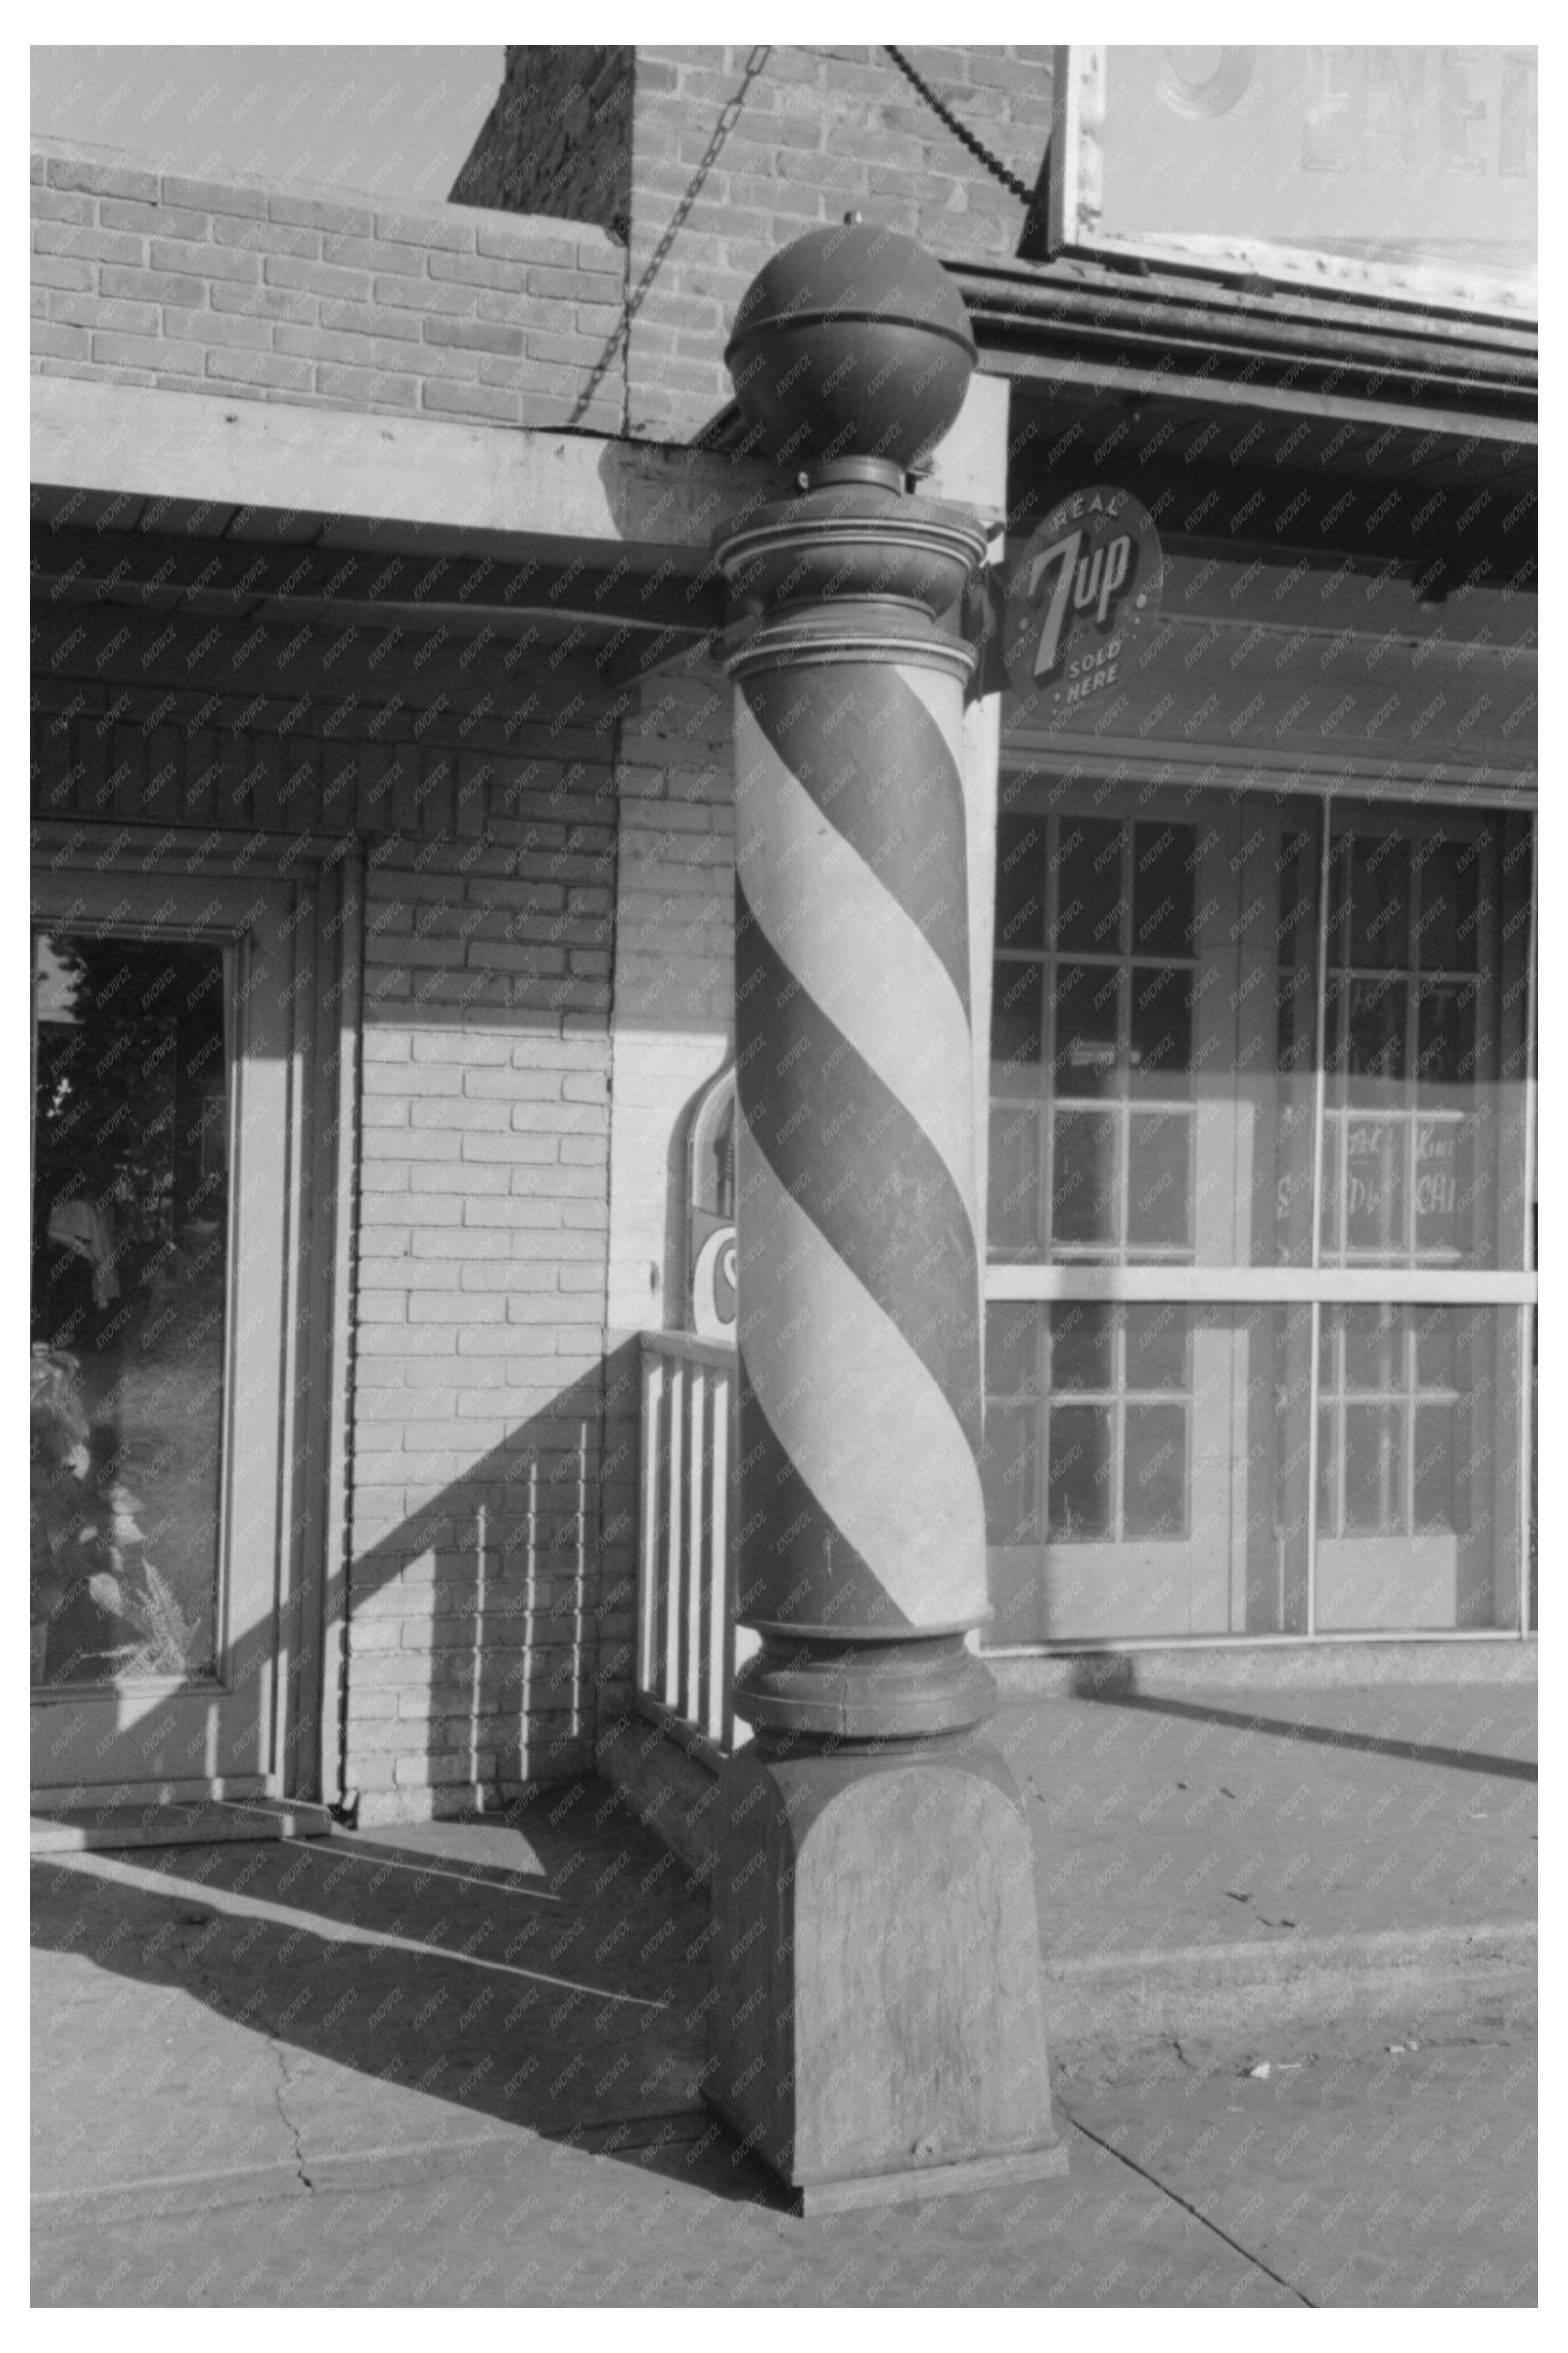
[29, 485, 727, 685]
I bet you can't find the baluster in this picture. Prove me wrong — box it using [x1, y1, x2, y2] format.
[663, 1360, 685, 1711]
[708, 1361, 731, 1745]
[685, 1363, 707, 1727]
[638, 1348, 663, 1700]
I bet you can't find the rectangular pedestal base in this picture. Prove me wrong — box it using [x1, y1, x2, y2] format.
[707, 2091, 1069, 2214]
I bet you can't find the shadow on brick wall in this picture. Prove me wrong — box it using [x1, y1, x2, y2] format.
[339, 1340, 644, 1823]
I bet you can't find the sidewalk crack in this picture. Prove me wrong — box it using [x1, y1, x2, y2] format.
[271, 2043, 315, 2192]
[1169, 2036, 1225, 2079]
[1053, 2099, 1314, 2307]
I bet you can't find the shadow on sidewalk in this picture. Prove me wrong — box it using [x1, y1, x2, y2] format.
[1071, 1684, 1537, 1783]
[30, 1792, 782, 2205]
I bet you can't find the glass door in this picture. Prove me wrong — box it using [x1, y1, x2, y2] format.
[985, 798, 1250, 1638]
[982, 782, 1535, 1646]
[1308, 814, 1533, 1630]
[30, 863, 321, 1798]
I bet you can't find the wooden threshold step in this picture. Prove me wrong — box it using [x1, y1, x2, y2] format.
[30, 1797, 335, 1855]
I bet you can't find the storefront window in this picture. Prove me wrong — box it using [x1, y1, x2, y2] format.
[985, 784, 1535, 1644]
[30, 933, 230, 1688]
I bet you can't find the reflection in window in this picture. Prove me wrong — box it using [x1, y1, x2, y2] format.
[30, 933, 229, 1689]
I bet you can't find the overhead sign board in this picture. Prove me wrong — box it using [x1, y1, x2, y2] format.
[1050, 46, 1538, 320]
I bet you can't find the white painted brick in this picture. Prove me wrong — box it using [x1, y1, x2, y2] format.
[460, 1198, 568, 1227]
[412, 1097, 513, 1131]
[463, 1068, 570, 1101]
[404, 1418, 506, 1452]
[412, 1031, 515, 1065]
[355, 1294, 408, 1323]
[357, 1327, 457, 1357]
[460, 1134, 561, 1162]
[351, 1424, 408, 1455]
[363, 1260, 465, 1291]
[409, 1229, 523, 1260]
[363, 1062, 462, 1095]
[563, 1201, 610, 1231]
[510, 1038, 607, 1069]
[410, 1162, 511, 1194]
[362, 1130, 460, 1160]
[455, 1326, 563, 1357]
[558, 1266, 605, 1293]
[410, 1290, 504, 1322]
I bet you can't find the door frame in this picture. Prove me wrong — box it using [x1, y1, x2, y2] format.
[29, 824, 362, 1805]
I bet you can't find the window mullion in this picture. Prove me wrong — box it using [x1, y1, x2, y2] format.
[1305, 795, 1335, 1633]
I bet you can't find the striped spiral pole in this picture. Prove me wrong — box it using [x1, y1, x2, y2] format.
[718, 515, 995, 1740]
[702, 228, 1065, 2204]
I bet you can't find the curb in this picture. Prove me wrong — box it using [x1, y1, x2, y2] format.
[594, 1723, 1539, 2049]
[1041, 1919, 1536, 2049]
[986, 1639, 1538, 1701]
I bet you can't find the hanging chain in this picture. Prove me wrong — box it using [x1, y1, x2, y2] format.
[883, 44, 1036, 205]
[641, 45, 773, 295]
[570, 46, 773, 426]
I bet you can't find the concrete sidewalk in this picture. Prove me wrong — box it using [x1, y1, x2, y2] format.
[608, 1666, 1538, 2043]
[31, 1674, 1537, 2305]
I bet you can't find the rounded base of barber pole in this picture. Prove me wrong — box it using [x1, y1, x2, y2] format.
[704, 1735, 1066, 2208]
[732, 1632, 997, 1740]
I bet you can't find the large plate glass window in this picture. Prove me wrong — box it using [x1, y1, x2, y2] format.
[31, 934, 230, 1688]
[983, 781, 1535, 1644]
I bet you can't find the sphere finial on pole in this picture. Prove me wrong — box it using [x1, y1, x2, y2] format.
[724, 220, 978, 485]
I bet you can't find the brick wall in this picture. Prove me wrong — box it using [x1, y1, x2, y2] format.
[31, 598, 636, 1821]
[451, 47, 635, 243]
[31, 138, 625, 433]
[605, 664, 735, 1327]
[452, 44, 1053, 437]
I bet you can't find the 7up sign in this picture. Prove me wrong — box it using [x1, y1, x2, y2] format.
[1003, 486, 1164, 715]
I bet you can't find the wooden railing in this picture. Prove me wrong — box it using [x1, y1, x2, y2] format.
[636, 1332, 755, 1768]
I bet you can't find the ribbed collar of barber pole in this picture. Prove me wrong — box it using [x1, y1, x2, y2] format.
[721, 604, 976, 682]
[715, 494, 988, 561]
[716, 494, 988, 618]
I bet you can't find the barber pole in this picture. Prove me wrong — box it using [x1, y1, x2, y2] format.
[704, 221, 1064, 2209]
